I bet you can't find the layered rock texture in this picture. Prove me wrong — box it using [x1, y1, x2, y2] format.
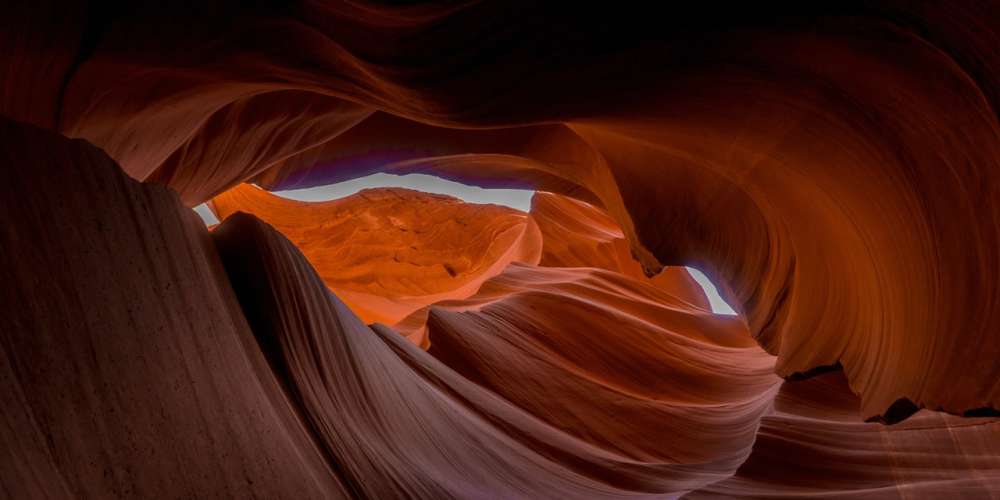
[210, 183, 541, 324]
[3, 1, 1000, 498]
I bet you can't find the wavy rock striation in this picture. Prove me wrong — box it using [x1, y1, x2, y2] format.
[687, 372, 1000, 498]
[415, 264, 779, 480]
[531, 191, 711, 309]
[2, 2, 998, 417]
[2, 2, 994, 418]
[212, 212, 745, 498]
[0, 118, 348, 498]
[3, 2, 1000, 497]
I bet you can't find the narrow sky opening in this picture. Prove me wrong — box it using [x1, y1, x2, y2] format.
[193, 204, 219, 225]
[685, 267, 738, 315]
[273, 173, 535, 211]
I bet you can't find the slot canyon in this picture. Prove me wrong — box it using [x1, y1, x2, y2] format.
[2, 2, 999, 498]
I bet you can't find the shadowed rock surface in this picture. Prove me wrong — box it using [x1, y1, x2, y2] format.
[0, 118, 349, 498]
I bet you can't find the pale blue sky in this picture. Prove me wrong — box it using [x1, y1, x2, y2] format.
[193, 204, 220, 225]
[193, 173, 736, 315]
[273, 173, 534, 211]
[685, 268, 738, 315]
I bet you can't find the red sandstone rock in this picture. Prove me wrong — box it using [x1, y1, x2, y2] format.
[0, 118, 348, 498]
[213, 212, 733, 498]
[531, 191, 711, 309]
[2, 2, 1000, 497]
[418, 264, 777, 474]
[686, 371, 1000, 498]
[21, 3, 996, 419]
[210, 183, 541, 324]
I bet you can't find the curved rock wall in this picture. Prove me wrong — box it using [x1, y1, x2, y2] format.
[3, 1, 1000, 497]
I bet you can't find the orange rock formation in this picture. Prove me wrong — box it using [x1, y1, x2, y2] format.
[210, 183, 540, 324]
